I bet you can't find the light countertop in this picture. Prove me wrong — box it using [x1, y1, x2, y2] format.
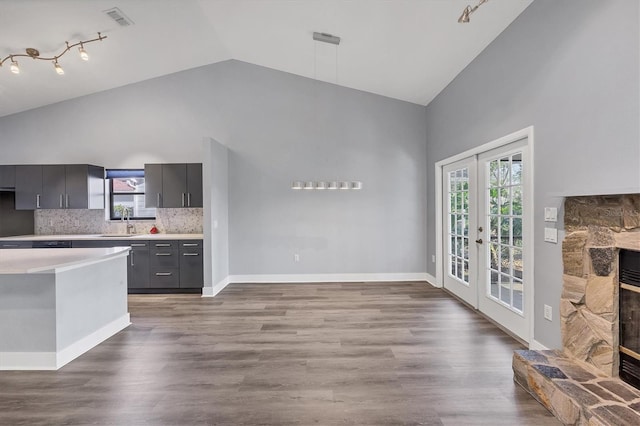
[0, 247, 130, 274]
[0, 233, 203, 241]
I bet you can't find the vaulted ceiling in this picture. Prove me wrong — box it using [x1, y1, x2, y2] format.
[0, 0, 533, 118]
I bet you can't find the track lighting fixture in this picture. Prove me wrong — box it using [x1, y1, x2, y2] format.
[78, 43, 89, 61]
[458, 0, 489, 23]
[10, 58, 20, 74]
[0, 32, 106, 75]
[53, 60, 64, 75]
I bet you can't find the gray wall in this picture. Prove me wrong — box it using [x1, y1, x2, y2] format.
[425, 0, 640, 348]
[0, 60, 427, 277]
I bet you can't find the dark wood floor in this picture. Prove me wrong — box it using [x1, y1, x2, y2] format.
[0, 282, 559, 425]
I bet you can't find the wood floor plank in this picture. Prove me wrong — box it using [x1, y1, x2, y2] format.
[0, 282, 559, 425]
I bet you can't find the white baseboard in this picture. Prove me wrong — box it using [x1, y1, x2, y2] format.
[229, 273, 429, 283]
[0, 314, 130, 370]
[202, 276, 231, 298]
[529, 339, 550, 351]
[425, 273, 437, 286]
[201, 273, 430, 297]
[56, 313, 131, 369]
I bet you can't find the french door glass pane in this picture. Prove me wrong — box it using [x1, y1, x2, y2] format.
[485, 153, 524, 313]
[448, 168, 470, 286]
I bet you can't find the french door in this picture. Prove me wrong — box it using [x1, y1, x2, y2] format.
[442, 137, 531, 342]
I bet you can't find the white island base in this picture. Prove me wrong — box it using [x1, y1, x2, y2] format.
[0, 247, 131, 370]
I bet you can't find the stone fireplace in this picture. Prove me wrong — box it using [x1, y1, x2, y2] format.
[513, 194, 640, 425]
[561, 194, 640, 378]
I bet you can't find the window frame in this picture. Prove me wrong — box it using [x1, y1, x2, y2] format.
[107, 169, 156, 221]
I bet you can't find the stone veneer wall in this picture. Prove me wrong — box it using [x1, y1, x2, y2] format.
[561, 195, 640, 377]
[34, 208, 203, 235]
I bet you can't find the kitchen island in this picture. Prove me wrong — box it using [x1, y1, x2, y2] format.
[0, 247, 130, 370]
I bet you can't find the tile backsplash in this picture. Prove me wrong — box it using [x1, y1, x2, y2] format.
[35, 208, 203, 235]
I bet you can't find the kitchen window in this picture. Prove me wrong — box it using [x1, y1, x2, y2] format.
[106, 169, 156, 220]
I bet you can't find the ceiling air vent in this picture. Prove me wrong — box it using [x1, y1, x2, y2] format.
[104, 7, 134, 27]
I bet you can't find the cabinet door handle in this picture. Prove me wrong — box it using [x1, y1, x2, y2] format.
[182, 243, 198, 247]
[181, 193, 185, 207]
[155, 272, 172, 276]
[155, 243, 171, 247]
[183, 253, 199, 256]
[130, 251, 134, 266]
[155, 253, 172, 256]
[65, 194, 69, 208]
[157, 193, 161, 208]
[59, 194, 64, 208]
[130, 243, 147, 247]
[2, 244, 19, 248]
[36, 194, 41, 209]
[187, 192, 191, 207]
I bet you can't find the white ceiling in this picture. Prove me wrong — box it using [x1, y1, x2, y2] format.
[0, 0, 534, 118]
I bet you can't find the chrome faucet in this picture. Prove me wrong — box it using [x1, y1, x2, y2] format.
[122, 208, 135, 234]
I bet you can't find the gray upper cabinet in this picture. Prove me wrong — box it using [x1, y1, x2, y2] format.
[66, 165, 105, 209]
[15, 165, 43, 210]
[41, 165, 66, 209]
[15, 164, 104, 210]
[144, 164, 163, 208]
[0, 165, 15, 189]
[162, 164, 186, 208]
[144, 163, 203, 208]
[186, 163, 203, 208]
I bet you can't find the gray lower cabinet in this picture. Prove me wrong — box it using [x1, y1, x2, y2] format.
[2, 238, 203, 292]
[0, 240, 32, 248]
[72, 240, 150, 290]
[179, 240, 203, 288]
[0, 165, 15, 189]
[149, 240, 179, 288]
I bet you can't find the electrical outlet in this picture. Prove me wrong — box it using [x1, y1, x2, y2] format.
[294, 254, 300, 262]
[49, 219, 53, 227]
[544, 304, 553, 321]
[431, 255, 436, 263]
[74, 220, 80, 227]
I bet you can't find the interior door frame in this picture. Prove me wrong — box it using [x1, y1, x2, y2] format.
[434, 126, 535, 345]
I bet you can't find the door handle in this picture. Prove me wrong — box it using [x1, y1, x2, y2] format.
[65, 194, 69, 208]
[187, 192, 191, 207]
[476, 239, 483, 244]
[478, 226, 483, 232]
[183, 253, 199, 256]
[157, 193, 161, 208]
[181, 193, 186, 207]
[36, 194, 41, 209]
[130, 251, 134, 266]
[60, 194, 64, 208]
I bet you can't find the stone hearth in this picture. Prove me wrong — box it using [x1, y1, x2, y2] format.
[514, 194, 640, 425]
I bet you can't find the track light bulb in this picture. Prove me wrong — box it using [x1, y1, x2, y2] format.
[78, 46, 89, 61]
[10, 59, 20, 74]
[54, 61, 64, 75]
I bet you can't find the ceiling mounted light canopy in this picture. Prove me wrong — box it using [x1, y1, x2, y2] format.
[312, 32, 341, 45]
[0, 32, 107, 75]
[458, 0, 489, 23]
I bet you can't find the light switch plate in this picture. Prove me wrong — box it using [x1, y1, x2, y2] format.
[544, 207, 558, 222]
[544, 304, 553, 321]
[544, 227, 558, 243]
